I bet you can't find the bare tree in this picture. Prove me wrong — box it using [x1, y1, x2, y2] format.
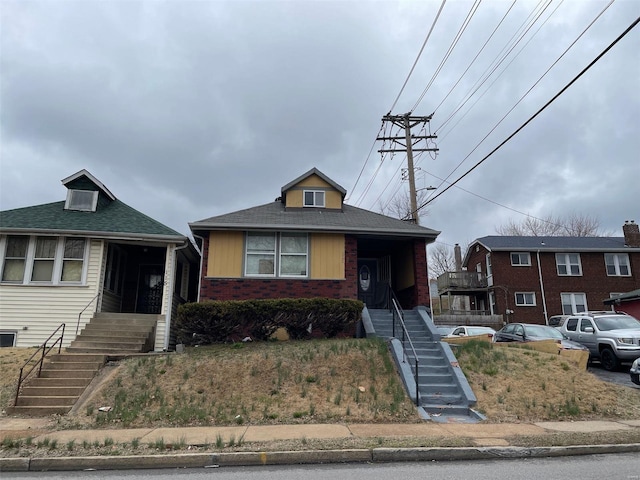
[495, 213, 606, 237]
[428, 243, 456, 278]
[379, 189, 430, 222]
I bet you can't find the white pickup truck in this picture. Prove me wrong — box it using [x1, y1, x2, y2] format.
[556, 311, 640, 371]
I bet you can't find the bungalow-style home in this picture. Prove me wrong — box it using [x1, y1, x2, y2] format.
[189, 168, 439, 309]
[437, 221, 640, 325]
[0, 170, 199, 351]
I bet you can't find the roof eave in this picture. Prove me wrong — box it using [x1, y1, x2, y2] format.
[0, 227, 186, 244]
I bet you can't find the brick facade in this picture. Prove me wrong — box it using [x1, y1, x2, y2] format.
[466, 245, 640, 324]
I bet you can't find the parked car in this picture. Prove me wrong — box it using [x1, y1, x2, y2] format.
[631, 358, 640, 386]
[435, 326, 455, 337]
[493, 323, 588, 351]
[447, 326, 496, 338]
[556, 311, 640, 371]
[548, 315, 570, 328]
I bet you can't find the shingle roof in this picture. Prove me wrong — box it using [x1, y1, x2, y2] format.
[190, 201, 440, 238]
[473, 235, 630, 251]
[281, 168, 347, 197]
[0, 200, 185, 241]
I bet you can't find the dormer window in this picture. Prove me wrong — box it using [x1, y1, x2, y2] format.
[303, 190, 325, 208]
[65, 190, 98, 212]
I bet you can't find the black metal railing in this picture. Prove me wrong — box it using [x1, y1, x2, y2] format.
[14, 323, 65, 406]
[387, 284, 420, 406]
[76, 292, 100, 335]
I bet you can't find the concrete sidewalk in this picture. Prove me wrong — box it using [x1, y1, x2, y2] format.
[2, 417, 640, 472]
[2, 417, 640, 446]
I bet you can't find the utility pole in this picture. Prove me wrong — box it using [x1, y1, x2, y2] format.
[377, 113, 438, 224]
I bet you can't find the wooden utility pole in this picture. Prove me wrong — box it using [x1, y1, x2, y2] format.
[377, 113, 438, 224]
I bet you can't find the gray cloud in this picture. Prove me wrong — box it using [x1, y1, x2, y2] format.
[1, 0, 638, 248]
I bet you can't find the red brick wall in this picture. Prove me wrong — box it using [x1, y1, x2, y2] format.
[198, 234, 358, 301]
[395, 239, 431, 309]
[466, 245, 640, 324]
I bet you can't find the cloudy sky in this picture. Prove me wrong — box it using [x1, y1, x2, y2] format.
[1, 0, 638, 251]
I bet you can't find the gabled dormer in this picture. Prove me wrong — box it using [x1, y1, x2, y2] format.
[280, 168, 346, 211]
[61, 169, 116, 213]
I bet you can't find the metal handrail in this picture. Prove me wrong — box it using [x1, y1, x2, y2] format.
[14, 323, 65, 406]
[387, 286, 420, 406]
[76, 292, 100, 335]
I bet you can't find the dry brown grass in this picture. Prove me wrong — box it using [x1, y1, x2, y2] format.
[0, 347, 41, 412]
[454, 340, 640, 422]
[2, 338, 640, 429]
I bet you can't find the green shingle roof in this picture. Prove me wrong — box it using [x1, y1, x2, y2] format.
[0, 200, 184, 241]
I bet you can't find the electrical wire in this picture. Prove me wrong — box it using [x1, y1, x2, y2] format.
[387, 0, 447, 115]
[432, 0, 517, 115]
[412, 14, 640, 217]
[345, 122, 384, 202]
[411, 0, 482, 113]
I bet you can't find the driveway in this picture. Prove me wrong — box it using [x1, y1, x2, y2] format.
[588, 361, 640, 389]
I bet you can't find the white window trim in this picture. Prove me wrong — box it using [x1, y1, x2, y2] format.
[0, 331, 17, 347]
[244, 232, 309, 278]
[64, 190, 99, 212]
[0, 235, 88, 285]
[510, 252, 531, 266]
[244, 232, 277, 277]
[556, 253, 582, 276]
[561, 292, 588, 315]
[514, 292, 536, 306]
[604, 253, 631, 277]
[303, 190, 325, 208]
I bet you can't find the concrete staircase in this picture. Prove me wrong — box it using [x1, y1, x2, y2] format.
[9, 353, 105, 416]
[365, 307, 483, 423]
[10, 313, 158, 416]
[67, 313, 158, 354]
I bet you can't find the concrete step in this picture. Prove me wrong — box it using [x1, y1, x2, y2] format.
[28, 377, 92, 388]
[75, 332, 150, 342]
[8, 406, 73, 416]
[65, 346, 143, 354]
[50, 353, 106, 363]
[69, 340, 145, 350]
[43, 360, 104, 371]
[39, 369, 96, 379]
[418, 383, 460, 395]
[421, 393, 464, 405]
[16, 395, 79, 407]
[20, 386, 86, 397]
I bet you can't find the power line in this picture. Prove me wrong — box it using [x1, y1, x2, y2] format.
[430, 0, 608, 198]
[387, 0, 447, 115]
[345, 122, 384, 202]
[411, 0, 482, 113]
[413, 14, 640, 215]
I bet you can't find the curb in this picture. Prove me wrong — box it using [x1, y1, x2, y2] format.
[2, 444, 640, 472]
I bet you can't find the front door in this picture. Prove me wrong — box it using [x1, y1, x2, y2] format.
[357, 259, 378, 308]
[136, 265, 164, 314]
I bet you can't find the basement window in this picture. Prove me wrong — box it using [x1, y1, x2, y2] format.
[65, 190, 98, 212]
[0, 332, 16, 347]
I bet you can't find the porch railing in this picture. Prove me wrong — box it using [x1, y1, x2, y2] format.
[76, 292, 100, 335]
[387, 284, 420, 406]
[14, 323, 65, 406]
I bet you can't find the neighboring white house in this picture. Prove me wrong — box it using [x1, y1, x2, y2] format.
[0, 170, 199, 350]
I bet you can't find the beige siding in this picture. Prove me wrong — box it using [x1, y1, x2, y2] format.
[0, 239, 104, 348]
[310, 234, 345, 279]
[285, 174, 342, 209]
[208, 231, 243, 277]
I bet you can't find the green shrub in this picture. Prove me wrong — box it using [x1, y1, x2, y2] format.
[176, 298, 363, 344]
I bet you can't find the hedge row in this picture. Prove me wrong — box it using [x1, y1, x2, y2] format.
[176, 298, 364, 344]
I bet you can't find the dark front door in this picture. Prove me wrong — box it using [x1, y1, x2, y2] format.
[136, 265, 164, 314]
[357, 259, 378, 308]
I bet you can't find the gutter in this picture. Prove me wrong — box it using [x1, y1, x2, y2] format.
[192, 234, 206, 303]
[537, 250, 548, 325]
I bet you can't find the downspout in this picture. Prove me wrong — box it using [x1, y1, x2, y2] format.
[536, 250, 548, 325]
[193, 234, 205, 303]
[164, 240, 191, 351]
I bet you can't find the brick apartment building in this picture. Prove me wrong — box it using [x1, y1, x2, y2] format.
[441, 221, 640, 325]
